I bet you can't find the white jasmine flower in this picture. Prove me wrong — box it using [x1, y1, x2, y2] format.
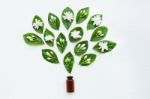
[63, 12, 74, 22]
[71, 30, 81, 39]
[99, 41, 108, 52]
[32, 19, 43, 29]
[91, 15, 102, 26]
[45, 35, 54, 41]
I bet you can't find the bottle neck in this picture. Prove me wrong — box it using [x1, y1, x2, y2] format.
[67, 76, 73, 80]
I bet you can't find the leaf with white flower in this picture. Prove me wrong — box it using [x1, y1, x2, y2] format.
[62, 7, 74, 29]
[32, 15, 44, 33]
[79, 54, 96, 66]
[87, 14, 103, 30]
[56, 33, 67, 53]
[63, 52, 74, 73]
[44, 28, 55, 47]
[76, 7, 89, 24]
[93, 40, 117, 53]
[42, 49, 59, 64]
[23, 33, 44, 46]
[74, 40, 88, 56]
[91, 26, 108, 41]
[69, 27, 83, 42]
[48, 13, 60, 30]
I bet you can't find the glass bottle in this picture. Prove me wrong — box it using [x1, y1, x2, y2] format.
[66, 76, 74, 93]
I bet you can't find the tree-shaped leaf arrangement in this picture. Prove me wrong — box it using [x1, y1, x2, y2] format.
[23, 7, 117, 74]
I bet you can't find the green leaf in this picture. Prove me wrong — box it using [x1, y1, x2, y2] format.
[23, 33, 44, 46]
[62, 7, 74, 29]
[63, 52, 74, 73]
[76, 7, 89, 24]
[48, 13, 60, 30]
[32, 15, 44, 33]
[74, 40, 88, 56]
[91, 26, 108, 41]
[56, 33, 67, 53]
[93, 40, 117, 53]
[79, 54, 96, 66]
[87, 14, 103, 30]
[69, 27, 83, 42]
[42, 49, 59, 64]
[44, 28, 55, 47]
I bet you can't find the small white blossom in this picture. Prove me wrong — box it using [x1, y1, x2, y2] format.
[91, 15, 102, 26]
[32, 19, 43, 29]
[99, 41, 108, 52]
[45, 35, 54, 41]
[63, 12, 74, 22]
[71, 30, 81, 39]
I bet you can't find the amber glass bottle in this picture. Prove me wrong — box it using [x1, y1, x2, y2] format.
[66, 76, 74, 93]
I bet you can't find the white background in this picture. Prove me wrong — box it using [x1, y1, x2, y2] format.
[0, 0, 150, 99]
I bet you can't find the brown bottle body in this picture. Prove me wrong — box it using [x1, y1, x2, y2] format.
[66, 76, 74, 93]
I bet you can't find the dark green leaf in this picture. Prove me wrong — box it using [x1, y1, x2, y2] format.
[91, 26, 108, 41]
[44, 28, 55, 47]
[23, 33, 44, 46]
[32, 15, 44, 33]
[42, 49, 59, 64]
[74, 40, 88, 56]
[69, 27, 83, 42]
[56, 33, 67, 53]
[76, 7, 89, 24]
[93, 40, 117, 53]
[62, 7, 74, 29]
[63, 52, 74, 73]
[87, 14, 102, 30]
[79, 54, 96, 66]
[48, 13, 60, 30]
